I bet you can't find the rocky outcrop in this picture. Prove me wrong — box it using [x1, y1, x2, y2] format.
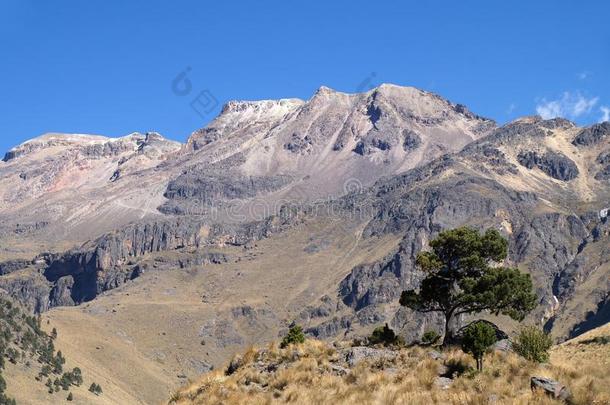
[163, 172, 293, 206]
[7, 210, 303, 312]
[0, 259, 32, 275]
[572, 122, 610, 146]
[517, 150, 579, 181]
[0, 270, 51, 313]
[306, 316, 352, 339]
[328, 117, 608, 343]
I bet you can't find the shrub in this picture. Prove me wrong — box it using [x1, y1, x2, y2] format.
[513, 326, 552, 363]
[461, 320, 497, 371]
[89, 382, 103, 395]
[422, 330, 440, 345]
[280, 325, 305, 349]
[369, 324, 401, 346]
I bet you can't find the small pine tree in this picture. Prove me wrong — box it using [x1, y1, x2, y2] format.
[461, 321, 497, 371]
[280, 325, 306, 349]
[67, 392, 73, 401]
[89, 382, 102, 395]
[72, 367, 83, 386]
[513, 326, 552, 363]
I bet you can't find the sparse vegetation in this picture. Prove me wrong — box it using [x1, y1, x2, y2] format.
[421, 330, 440, 345]
[169, 334, 610, 405]
[368, 324, 402, 347]
[513, 326, 553, 363]
[460, 320, 497, 371]
[0, 296, 87, 400]
[580, 335, 610, 345]
[400, 227, 537, 344]
[280, 325, 306, 349]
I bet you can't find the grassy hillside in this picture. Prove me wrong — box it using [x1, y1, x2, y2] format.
[0, 295, 106, 405]
[170, 324, 610, 405]
[34, 219, 400, 403]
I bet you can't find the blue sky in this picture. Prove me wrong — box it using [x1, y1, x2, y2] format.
[1, 0, 609, 154]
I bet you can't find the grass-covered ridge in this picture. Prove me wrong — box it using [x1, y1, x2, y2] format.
[169, 323, 610, 405]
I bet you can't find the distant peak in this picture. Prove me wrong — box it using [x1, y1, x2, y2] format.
[315, 85, 338, 94]
[3, 132, 179, 162]
[220, 98, 304, 115]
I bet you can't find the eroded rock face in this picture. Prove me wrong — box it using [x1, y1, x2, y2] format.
[163, 172, 293, 207]
[517, 150, 579, 181]
[331, 118, 609, 343]
[572, 122, 610, 146]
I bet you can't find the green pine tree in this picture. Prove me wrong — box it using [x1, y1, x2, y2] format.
[400, 227, 536, 345]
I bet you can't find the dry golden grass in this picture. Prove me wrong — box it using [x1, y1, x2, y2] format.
[169, 332, 610, 405]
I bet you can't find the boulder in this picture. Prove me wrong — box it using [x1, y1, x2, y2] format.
[530, 376, 571, 401]
[341, 346, 397, 367]
[492, 339, 512, 352]
[434, 376, 453, 390]
[427, 350, 445, 361]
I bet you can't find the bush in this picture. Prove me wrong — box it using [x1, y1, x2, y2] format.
[369, 324, 401, 346]
[513, 326, 552, 363]
[461, 320, 497, 371]
[421, 330, 440, 345]
[280, 325, 305, 349]
[89, 382, 103, 395]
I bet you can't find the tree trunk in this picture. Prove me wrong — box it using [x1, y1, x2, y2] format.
[442, 310, 455, 346]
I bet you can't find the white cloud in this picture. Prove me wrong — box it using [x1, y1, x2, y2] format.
[600, 106, 610, 123]
[578, 71, 589, 80]
[536, 92, 599, 120]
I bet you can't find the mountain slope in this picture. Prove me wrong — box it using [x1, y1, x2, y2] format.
[0, 85, 608, 404]
[0, 85, 493, 261]
[170, 322, 610, 405]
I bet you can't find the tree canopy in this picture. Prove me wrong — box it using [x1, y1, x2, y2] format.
[400, 227, 537, 345]
[461, 321, 497, 371]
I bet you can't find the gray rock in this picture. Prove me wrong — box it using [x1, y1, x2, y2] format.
[530, 376, 571, 401]
[492, 339, 512, 352]
[306, 316, 352, 339]
[0, 259, 32, 275]
[434, 376, 453, 390]
[427, 350, 445, 361]
[329, 364, 350, 376]
[341, 346, 397, 367]
[572, 122, 610, 146]
[517, 150, 579, 181]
